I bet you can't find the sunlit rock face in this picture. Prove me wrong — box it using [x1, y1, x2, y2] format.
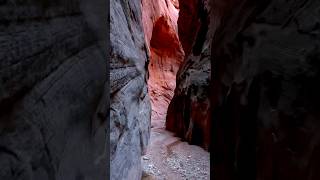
[142, 0, 184, 127]
[171, 0, 179, 9]
[166, 0, 212, 150]
[142, 0, 179, 47]
[211, 0, 320, 179]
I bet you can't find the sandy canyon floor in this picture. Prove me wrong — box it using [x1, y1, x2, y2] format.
[141, 120, 210, 180]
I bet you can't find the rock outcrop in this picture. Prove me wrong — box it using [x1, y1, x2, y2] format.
[110, 0, 151, 179]
[142, 0, 184, 126]
[0, 0, 107, 179]
[211, 0, 320, 179]
[166, 0, 212, 150]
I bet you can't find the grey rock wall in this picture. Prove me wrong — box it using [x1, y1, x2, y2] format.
[110, 0, 151, 179]
[0, 0, 107, 179]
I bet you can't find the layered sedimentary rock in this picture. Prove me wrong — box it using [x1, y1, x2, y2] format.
[0, 0, 107, 179]
[166, 0, 212, 150]
[142, 0, 184, 125]
[211, 0, 320, 179]
[110, 0, 151, 179]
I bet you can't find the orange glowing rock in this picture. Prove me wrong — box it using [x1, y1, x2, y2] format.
[142, 0, 184, 127]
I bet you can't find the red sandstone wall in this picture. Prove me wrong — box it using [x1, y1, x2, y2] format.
[166, 0, 212, 150]
[142, 0, 184, 126]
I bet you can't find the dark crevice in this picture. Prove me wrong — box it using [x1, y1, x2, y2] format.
[192, 2, 208, 56]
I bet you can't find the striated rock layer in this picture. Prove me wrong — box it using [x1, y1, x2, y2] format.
[142, 0, 184, 125]
[211, 0, 320, 179]
[166, 0, 212, 150]
[0, 0, 107, 179]
[110, 0, 151, 179]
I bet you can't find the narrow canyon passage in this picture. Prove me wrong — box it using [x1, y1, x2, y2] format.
[112, 0, 320, 179]
[147, 15, 183, 128]
[141, 0, 210, 179]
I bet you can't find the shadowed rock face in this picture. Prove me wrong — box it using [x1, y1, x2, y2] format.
[142, 0, 184, 126]
[166, 0, 212, 150]
[211, 0, 320, 179]
[110, 0, 151, 179]
[0, 0, 107, 179]
[177, 0, 202, 55]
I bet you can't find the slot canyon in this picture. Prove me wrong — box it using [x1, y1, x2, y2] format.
[141, 0, 210, 179]
[111, 0, 320, 179]
[0, 0, 320, 180]
[111, 0, 211, 179]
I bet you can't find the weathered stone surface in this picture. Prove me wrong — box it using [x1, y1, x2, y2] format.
[142, 0, 180, 49]
[211, 0, 320, 179]
[110, 0, 151, 179]
[0, 0, 107, 180]
[166, 0, 212, 150]
[142, 0, 184, 126]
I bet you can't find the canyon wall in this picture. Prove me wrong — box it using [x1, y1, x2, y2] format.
[0, 0, 107, 179]
[211, 0, 320, 179]
[166, 0, 212, 150]
[110, 0, 151, 179]
[142, 0, 184, 126]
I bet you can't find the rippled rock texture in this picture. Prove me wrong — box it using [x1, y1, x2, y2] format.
[0, 0, 107, 179]
[110, 0, 151, 179]
[211, 0, 320, 179]
[166, 0, 212, 150]
[142, 0, 184, 126]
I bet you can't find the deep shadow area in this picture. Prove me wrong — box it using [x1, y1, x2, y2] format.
[0, 0, 107, 179]
[211, 0, 320, 180]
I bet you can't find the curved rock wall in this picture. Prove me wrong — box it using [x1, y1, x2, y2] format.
[142, 0, 179, 48]
[142, 0, 184, 126]
[0, 0, 107, 179]
[166, 0, 212, 150]
[110, 0, 151, 179]
[211, 0, 320, 179]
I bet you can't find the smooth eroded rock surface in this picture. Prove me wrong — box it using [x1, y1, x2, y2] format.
[0, 0, 107, 179]
[211, 0, 320, 179]
[110, 0, 151, 179]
